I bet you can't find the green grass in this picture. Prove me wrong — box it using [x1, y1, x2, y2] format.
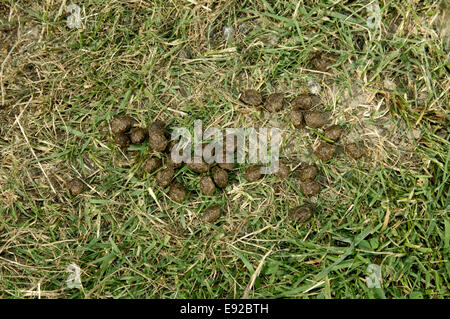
[0, 0, 448, 298]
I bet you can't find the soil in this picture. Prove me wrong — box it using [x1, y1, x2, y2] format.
[201, 205, 222, 223]
[156, 166, 175, 188]
[212, 166, 228, 188]
[200, 176, 216, 196]
[169, 182, 187, 203]
[288, 204, 313, 223]
[240, 89, 262, 106]
[315, 142, 336, 162]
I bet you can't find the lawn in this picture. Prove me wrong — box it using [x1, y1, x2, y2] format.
[0, 0, 448, 298]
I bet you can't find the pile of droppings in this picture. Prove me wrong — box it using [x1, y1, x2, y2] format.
[67, 90, 370, 227]
[237, 87, 370, 223]
[110, 116, 149, 149]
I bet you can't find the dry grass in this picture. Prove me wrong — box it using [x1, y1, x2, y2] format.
[0, 0, 448, 298]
